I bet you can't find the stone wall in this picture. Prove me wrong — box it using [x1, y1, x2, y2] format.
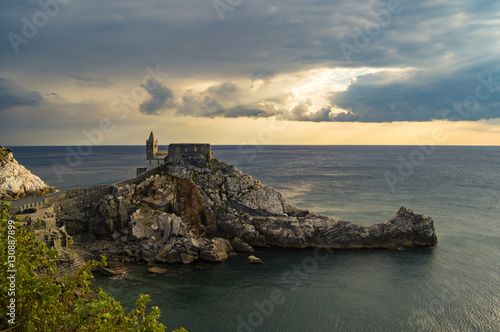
[43, 191, 67, 205]
[53, 165, 159, 214]
[167, 144, 212, 163]
[13, 191, 66, 214]
[53, 186, 113, 212]
[67, 185, 106, 199]
[16, 201, 44, 213]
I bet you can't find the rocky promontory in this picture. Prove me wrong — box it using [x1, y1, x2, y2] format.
[51, 152, 437, 266]
[0, 146, 54, 200]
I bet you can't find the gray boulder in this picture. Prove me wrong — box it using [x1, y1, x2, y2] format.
[231, 237, 254, 252]
[180, 253, 196, 264]
[247, 255, 263, 264]
[166, 250, 182, 264]
[157, 213, 172, 242]
[130, 211, 147, 240]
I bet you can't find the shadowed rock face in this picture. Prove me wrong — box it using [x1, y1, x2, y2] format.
[0, 146, 54, 200]
[55, 154, 437, 265]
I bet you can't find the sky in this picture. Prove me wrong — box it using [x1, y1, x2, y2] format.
[1, 0, 500, 146]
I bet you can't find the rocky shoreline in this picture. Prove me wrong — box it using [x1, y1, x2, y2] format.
[34, 152, 437, 272]
[0, 146, 54, 201]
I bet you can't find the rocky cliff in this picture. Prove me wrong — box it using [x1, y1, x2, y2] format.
[0, 146, 54, 200]
[54, 154, 437, 265]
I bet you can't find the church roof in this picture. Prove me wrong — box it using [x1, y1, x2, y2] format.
[152, 151, 168, 160]
[148, 131, 156, 142]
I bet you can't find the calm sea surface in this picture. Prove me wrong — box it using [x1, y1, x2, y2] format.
[7, 145, 500, 331]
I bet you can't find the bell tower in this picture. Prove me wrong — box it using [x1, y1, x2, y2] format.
[146, 131, 158, 160]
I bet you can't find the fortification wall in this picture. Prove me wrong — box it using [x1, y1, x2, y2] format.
[115, 165, 158, 188]
[49, 165, 158, 214]
[53, 186, 113, 212]
[43, 191, 67, 205]
[167, 144, 212, 163]
[13, 191, 67, 214]
[67, 185, 106, 199]
[16, 201, 45, 213]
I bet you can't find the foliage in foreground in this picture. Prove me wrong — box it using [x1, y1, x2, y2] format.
[0, 201, 187, 332]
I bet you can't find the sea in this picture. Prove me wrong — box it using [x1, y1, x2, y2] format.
[7, 145, 500, 332]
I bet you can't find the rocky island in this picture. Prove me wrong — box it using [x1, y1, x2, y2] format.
[36, 140, 437, 268]
[0, 146, 54, 201]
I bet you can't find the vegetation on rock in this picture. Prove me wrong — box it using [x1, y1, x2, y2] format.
[0, 147, 13, 164]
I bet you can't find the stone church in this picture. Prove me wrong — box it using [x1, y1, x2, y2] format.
[136, 132, 212, 175]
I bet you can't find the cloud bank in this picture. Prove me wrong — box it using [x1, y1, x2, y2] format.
[0, 78, 43, 111]
[1, 0, 500, 125]
[139, 78, 175, 115]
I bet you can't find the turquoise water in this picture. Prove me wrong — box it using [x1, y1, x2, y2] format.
[8, 146, 500, 331]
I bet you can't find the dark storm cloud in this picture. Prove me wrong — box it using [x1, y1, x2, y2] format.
[172, 83, 333, 122]
[0, 77, 43, 111]
[206, 82, 239, 98]
[70, 74, 112, 88]
[1, 0, 500, 122]
[173, 81, 280, 119]
[330, 65, 500, 122]
[139, 78, 175, 115]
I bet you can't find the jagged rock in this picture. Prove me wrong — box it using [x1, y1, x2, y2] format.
[133, 252, 141, 262]
[0, 146, 55, 200]
[130, 210, 147, 240]
[183, 237, 205, 253]
[247, 255, 263, 264]
[148, 266, 168, 274]
[217, 219, 267, 247]
[173, 178, 217, 236]
[141, 249, 157, 261]
[166, 250, 182, 264]
[91, 197, 129, 237]
[199, 238, 232, 262]
[200, 250, 225, 262]
[231, 237, 254, 252]
[235, 207, 437, 250]
[180, 253, 196, 264]
[170, 217, 187, 237]
[157, 213, 172, 241]
[155, 244, 171, 262]
[212, 238, 232, 259]
[116, 197, 129, 229]
[51, 146, 437, 267]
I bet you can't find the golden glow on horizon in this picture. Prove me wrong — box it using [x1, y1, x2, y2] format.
[100, 117, 500, 146]
[3, 116, 499, 146]
[2, 67, 498, 146]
